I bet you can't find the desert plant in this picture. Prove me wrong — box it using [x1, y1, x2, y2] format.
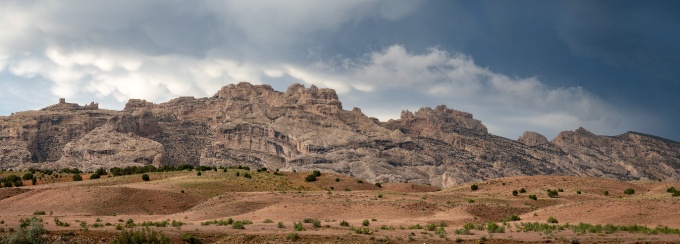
[232, 221, 245, 229]
[557, 188, 564, 192]
[512, 190, 518, 196]
[339, 220, 350, 227]
[90, 173, 100, 179]
[112, 228, 170, 244]
[529, 194, 537, 200]
[125, 219, 135, 228]
[0, 217, 46, 244]
[487, 222, 504, 233]
[22, 173, 34, 181]
[505, 215, 521, 221]
[95, 168, 106, 175]
[547, 189, 559, 198]
[576, 190, 581, 194]
[304, 174, 317, 182]
[312, 170, 321, 177]
[277, 222, 285, 228]
[72, 174, 82, 181]
[294, 221, 304, 231]
[375, 182, 382, 188]
[624, 188, 635, 195]
[362, 219, 370, 226]
[426, 223, 437, 231]
[519, 188, 526, 193]
[263, 219, 273, 223]
[335, 178, 340, 182]
[356, 180, 363, 184]
[141, 174, 150, 181]
[197, 171, 202, 176]
[604, 190, 609, 196]
[243, 173, 251, 178]
[287, 232, 299, 241]
[471, 184, 478, 191]
[33, 211, 45, 215]
[181, 233, 201, 244]
[547, 217, 558, 223]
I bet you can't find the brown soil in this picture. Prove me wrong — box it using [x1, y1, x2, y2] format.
[1, 171, 679, 243]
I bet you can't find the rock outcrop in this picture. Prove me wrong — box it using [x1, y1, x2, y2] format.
[518, 131, 549, 146]
[1, 82, 679, 187]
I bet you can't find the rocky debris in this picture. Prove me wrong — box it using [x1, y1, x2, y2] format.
[1, 82, 679, 187]
[518, 131, 549, 146]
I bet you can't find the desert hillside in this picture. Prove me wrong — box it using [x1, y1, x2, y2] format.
[1, 168, 680, 243]
[1, 82, 679, 187]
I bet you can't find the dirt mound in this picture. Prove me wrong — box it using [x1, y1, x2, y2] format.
[0, 186, 202, 216]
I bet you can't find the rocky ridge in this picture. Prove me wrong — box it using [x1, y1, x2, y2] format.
[1, 82, 679, 187]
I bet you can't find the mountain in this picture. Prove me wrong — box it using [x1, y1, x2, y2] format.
[1, 82, 679, 187]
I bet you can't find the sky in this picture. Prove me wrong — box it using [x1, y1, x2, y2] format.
[1, 0, 678, 141]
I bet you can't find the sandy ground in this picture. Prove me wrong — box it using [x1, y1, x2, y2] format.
[0, 171, 679, 243]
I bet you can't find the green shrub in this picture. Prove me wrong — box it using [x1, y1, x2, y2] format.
[547, 216, 558, 223]
[312, 219, 321, 228]
[375, 182, 382, 188]
[141, 174, 150, 181]
[471, 184, 478, 191]
[171, 220, 185, 227]
[519, 188, 526, 193]
[409, 224, 423, 229]
[112, 228, 170, 244]
[90, 173, 100, 179]
[356, 180, 363, 184]
[72, 174, 82, 181]
[277, 222, 285, 228]
[243, 173, 251, 178]
[294, 221, 304, 231]
[197, 171, 202, 176]
[125, 219, 135, 228]
[362, 219, 370, 226]
[339, 220, 350, 227]
[31, 178, 37, 185]
[529, 194, 537, 200]
[95, 168, 107, 175]
[546, 189, 559, 198]
[22, 173, 34, 180]
[335, 178, 340, 182]
[557, 188, 564, 192]
[0, 217, 46, 244]
[454, 228, 472, 235]
[604, 190, 609, 196]
[304, 174, 317, 182]
[263, 219, 273, 223]
[312, 170, 321, 177]
[576, 190, 581, 194]
[486, 222, 504, 233]
[426, 223, 437, 231]
[624, 188, 635, 195]
[667, 187, 677, 193]
[287, 232, 299, 241]
[54, 217, 70, 227]
[33, 211, 45, 215]
[512, 190, 518, 196]
[505, 215, 521, 221]
[232, 221, 245, 229]
[181, 233, 201, 244]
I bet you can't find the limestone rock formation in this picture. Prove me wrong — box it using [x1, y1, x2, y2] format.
[518, 131, 549, 146]
[1, 82, 679, 186]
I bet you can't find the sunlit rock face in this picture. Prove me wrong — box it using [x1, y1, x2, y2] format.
[1, 82, 679, 187]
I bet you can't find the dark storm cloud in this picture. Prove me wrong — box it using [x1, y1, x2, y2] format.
[0, 0, 677, 141]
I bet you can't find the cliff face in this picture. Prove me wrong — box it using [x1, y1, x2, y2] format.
[1, 82, 679, 187]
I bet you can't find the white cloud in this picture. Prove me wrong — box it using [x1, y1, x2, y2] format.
[0, 0, 639, 140]
[280, 45, 629, 139]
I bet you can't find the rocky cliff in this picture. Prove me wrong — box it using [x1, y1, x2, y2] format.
[1, 82, 679, 187]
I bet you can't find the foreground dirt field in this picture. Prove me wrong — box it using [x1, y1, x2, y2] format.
[1, 169, 680, 243]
